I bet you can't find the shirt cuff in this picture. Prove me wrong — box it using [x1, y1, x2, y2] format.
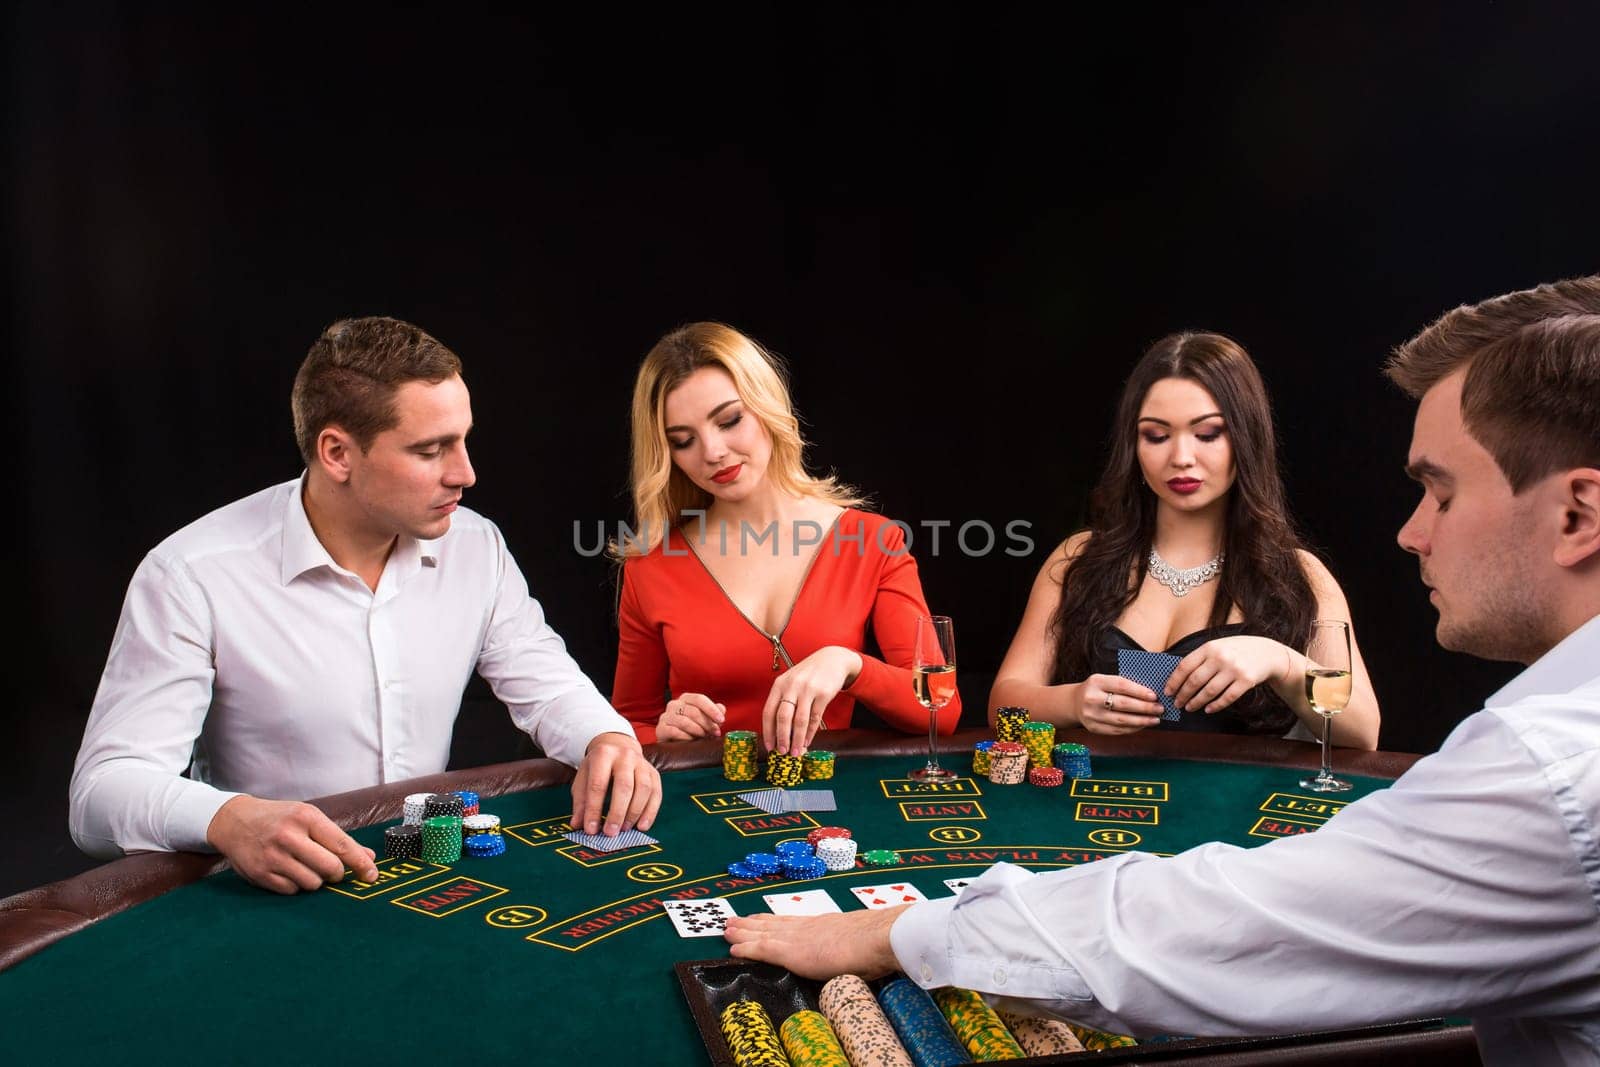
[166, 780, 243, 853]
[889, 895, 960, 988]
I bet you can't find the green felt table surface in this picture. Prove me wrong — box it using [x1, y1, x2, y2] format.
[3, 752, 1393, 1063]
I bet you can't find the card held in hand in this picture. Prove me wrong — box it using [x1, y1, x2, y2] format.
[1117, 647, 1184, 721]
[561, 828, 659, 852]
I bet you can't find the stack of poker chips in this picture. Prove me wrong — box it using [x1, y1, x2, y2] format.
[402, 792, 432, 826]
[987, 741, 1028, 785]
[803, 750, 835, 780]
[1027, 766, 1065, 787]
[766, 751, 804, 787]
[1066, 1022, 1138, 1050]
[462, 813, 500, 838]
[775, 840, 828, 879]
[421, 815, 462, 864]
[452, 790, 480, 817]
[996, 1010, 1087, 1055]
[1053, 742, 1093, 779]
[931, 987, 1027, 1061]
[723, 731, 759, 781]
[861, 848, 901, 868]
[464, 831, 505, 858]
[779, 1009, 850, 1067]
[970, 740, 994, 776]
[384, 824, 421, 859]
[719, 999, 788, 1067]
[819, 975, 915, 1067]
[424, 792, 466, 820]
[878, 978, 968, 1067]
[994, 705, 1030, 743]
[810, 828, 857, 872]
[1020, 720, 1056, 768]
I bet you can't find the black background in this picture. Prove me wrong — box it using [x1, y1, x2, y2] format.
[9, 4, 1598, 897]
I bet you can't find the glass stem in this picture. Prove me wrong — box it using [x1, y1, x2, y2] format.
[926, 704, 940, 769]
[1319, 714, 1333, 780]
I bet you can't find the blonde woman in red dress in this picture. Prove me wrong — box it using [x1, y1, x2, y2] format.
[611, 322, 961, 754]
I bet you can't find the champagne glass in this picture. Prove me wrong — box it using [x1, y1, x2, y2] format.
[909, 614, 958, 781]
[1299, 620, 1353, 793]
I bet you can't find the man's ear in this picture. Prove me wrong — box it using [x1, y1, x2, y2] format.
[315, 426, 357, 484]
[1554, 468, 1600, 568]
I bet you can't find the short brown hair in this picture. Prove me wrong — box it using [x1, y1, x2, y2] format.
[1386, 276, 1600, 491]
[291, 316, 463, 465]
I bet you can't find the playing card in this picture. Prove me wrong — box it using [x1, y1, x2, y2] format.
[1117, 648, 1184, 721]
[662, 897, 737, 937]
[737, 789, 785, 815]
[763, 889, 841, 916]
[850, 883, 928, 910]
[778, 790, 837, 812]
[561, 828, 659, 852]
[943, 878, 974, 896]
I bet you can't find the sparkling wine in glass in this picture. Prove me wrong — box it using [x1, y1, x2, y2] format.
[909, 614, 957, 782]
[1299, 620, 1353, 793]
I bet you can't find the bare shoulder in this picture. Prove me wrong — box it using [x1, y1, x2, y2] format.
[1295, 549, 1343, 597]
[1040, 531, 1092, 586]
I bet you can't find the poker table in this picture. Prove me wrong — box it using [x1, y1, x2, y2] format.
[0, 729, 1478, 1064]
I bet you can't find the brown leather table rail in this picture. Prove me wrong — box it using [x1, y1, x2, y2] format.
[0, 728, 1477, 1064]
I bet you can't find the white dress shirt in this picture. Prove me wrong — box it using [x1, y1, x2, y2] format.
[892, 613, 1600, 1066]
[70, 477, 631, 858]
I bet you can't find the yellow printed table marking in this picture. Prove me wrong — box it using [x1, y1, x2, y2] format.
[325, 857, 451, 900]
[392, 877, 508, 918]
[1249, 816, 1322, 840]
[626, 862, 684, 884]
[899, 799, 987, 822]
[1074, 801, 1159, 825]
[485, 905, 548, 929]
[928, 826, 982, 844]
[1068, 779, 1169, 802]
[501, 814, 577, 848]
[1087, 828, 1143, 847]
[556, 842, 662, 868]
[724, 811, 820, 838]
[690, 788, 762, 815]
[1259, 792, 1347, 821]
[879, 777, 983, 798]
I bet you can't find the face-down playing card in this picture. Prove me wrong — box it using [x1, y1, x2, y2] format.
[662, 897, 737, 937]
[1116, 648, 1183, 721]
[561, 828, 659, 852]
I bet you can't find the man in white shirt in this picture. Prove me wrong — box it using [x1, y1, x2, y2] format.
[71, 316, 661, 894]
[725, 276, 1600, 1064]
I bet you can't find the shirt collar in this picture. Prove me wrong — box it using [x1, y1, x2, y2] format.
[1485, 611, 1600, 708]
[278, 474, 440, 586]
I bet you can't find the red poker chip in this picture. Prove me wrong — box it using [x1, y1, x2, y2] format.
[991, 741, 1027, 756]
[1028, 767, 1065, 786]
[807, 826, 852, 845]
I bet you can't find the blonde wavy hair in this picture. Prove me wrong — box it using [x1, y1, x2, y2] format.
[616, 322, 862, 557]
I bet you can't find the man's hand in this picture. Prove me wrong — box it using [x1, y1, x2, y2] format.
[723, 906, 908, 981]
[571, 731, 663, 837]
[206, 794, 377, 894]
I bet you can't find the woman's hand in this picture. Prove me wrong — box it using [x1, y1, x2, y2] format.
[655, 692, 726, 741]
[762, 646, 863, 754]
[1166, 635, 1289, 713]
[1075, 673, 1164, 734]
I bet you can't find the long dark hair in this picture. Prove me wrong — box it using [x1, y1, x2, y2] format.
[1048, 332, 1314, 731]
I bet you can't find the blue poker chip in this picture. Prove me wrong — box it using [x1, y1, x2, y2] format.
[790, 858, 827, 880]
[744, 852, 782, 873]
[728, 861, 758, 878]
[775, 840, 813, 856]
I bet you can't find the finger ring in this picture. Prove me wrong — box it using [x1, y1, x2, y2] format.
[780, 698, 797, 707]
[1104, 693, 1115, 711]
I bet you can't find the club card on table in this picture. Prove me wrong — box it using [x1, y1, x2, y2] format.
[943, 877, 975, 896]
[851, 883, 928, 910]
[662, 897, 737, 937]
[1117, 648, 1184, 721]
[561, 828, 659, 852]
[763, 889, 842, 916]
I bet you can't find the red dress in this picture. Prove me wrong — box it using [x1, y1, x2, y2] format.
[612, 510, 962, 743]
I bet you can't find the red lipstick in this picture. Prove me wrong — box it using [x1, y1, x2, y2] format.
[1167, 478, 1202, 495]
[711, 464, 743, 485]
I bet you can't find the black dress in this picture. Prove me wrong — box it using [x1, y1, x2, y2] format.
[1091, 622, 1295, 735]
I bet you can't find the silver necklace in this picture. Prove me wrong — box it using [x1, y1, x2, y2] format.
[1147, 546, 1223, 597]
